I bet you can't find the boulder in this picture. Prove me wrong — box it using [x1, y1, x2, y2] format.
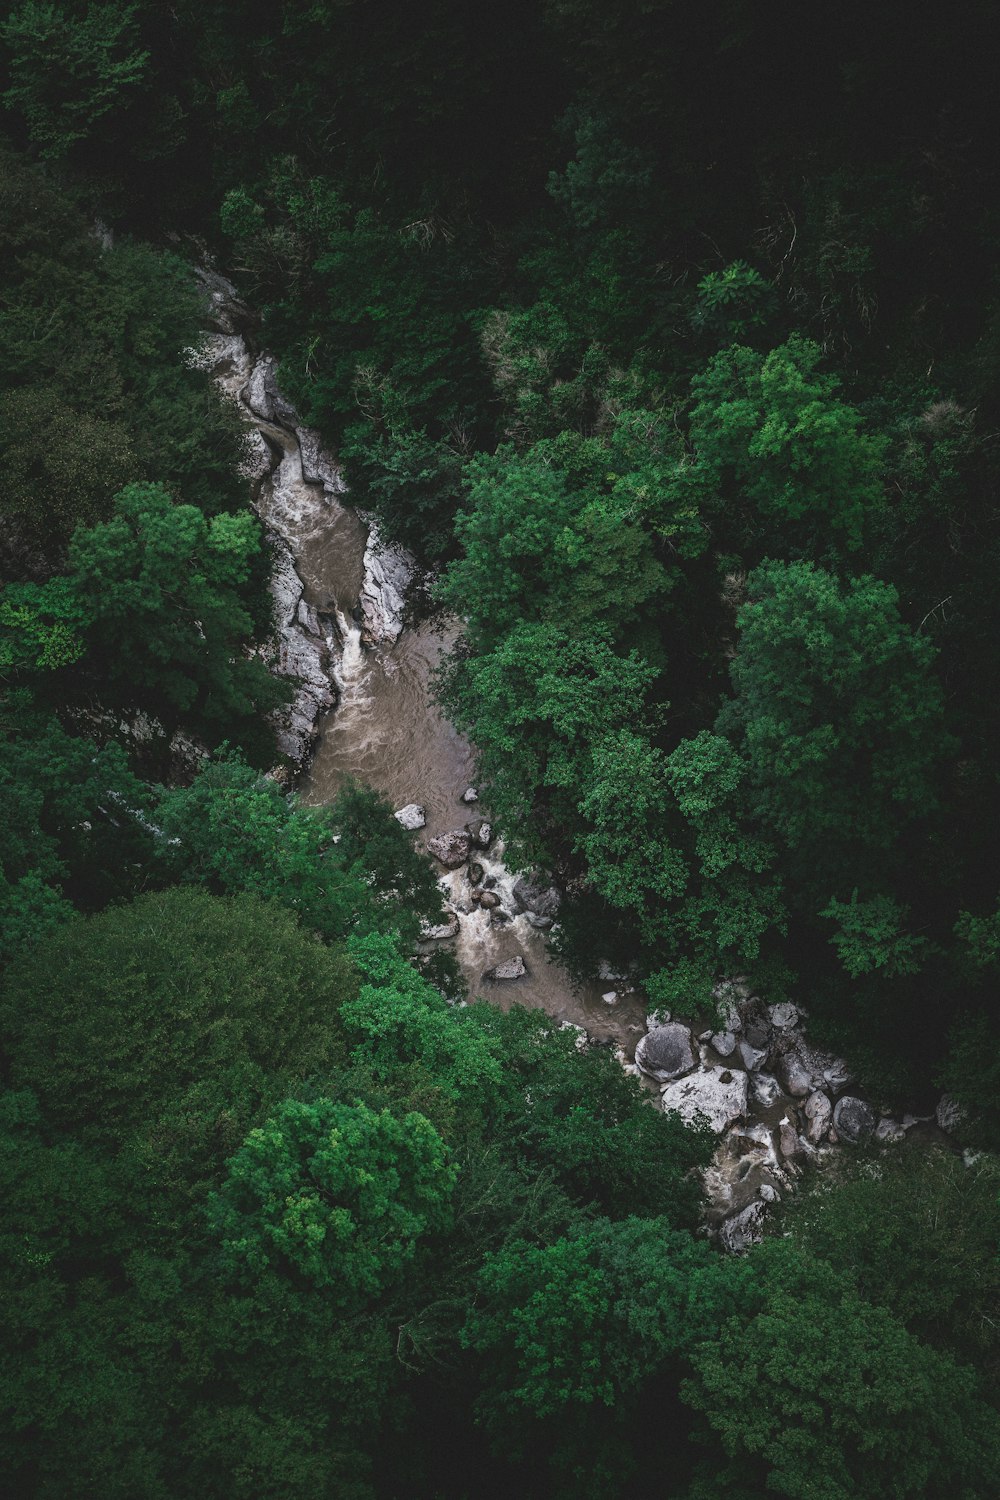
[469, 861, 484, 885]
[759, 1183, 779, 1204]
[635, 1023, 697, 1083]
[421, 910, 460, 941]
[775, 1037, 850, 1098]
[466, 818, 493, 848]
[750, 1072, 783, 1109]
[427, 830, 471, 868]
[601, 991, 619, 1006]
[461, 786, 479, 803]
[711, 1030, 737, 1058]
[511, 876, 561, 919]
[739, 1031, 770, 1073]
[875, 1117, 906, 1145]
[718, 1200, 767, 1254]
[483, 955, 526, 981]
[767, 1001, 800, 1030]
[394, 803, 426, 831]
[525, 912, 553, 930]
[660, 1066, 749, 1132]
[476, 889, 500, 910]
[832, 1096, 877, 1146]
[803, 1090, 833, 1145]
[779, 1120, 803, 1159]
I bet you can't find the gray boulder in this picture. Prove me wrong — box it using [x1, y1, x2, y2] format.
[738, 1026, 771, 1073]
[525, 911, 554, 930]
[711, 1030, 737, 1058]
[461, 786, 479, 803]
[511, 876, 561, 919]
[803, 1090, 833, 1145]
[475, 889, 500, 910]
[635, 1023, 697, 1083]
[767, 1001, 800, 1030]
[483, 955, 526, 981]
[465, 818, 493, 848]
[394, 803, 426, 831]
[832, 1096, 877, 1145]
[427, 830, 471, 868]
[718, 1200, 767, 1254]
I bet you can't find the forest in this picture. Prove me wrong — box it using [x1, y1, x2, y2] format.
[2, 2, 1000, 1496]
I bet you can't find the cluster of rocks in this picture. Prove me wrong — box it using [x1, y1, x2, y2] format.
[401, 792, 562, 983]
[632, 980, 938, 1252]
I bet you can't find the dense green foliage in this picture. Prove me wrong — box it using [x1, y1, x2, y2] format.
[4, 2, 1000, 1495]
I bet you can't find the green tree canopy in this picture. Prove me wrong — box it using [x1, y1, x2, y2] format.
[210, 1096, 456, 1306]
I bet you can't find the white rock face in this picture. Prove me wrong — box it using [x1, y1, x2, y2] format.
[359, 525, 414, 646]
[263, 536, 337, 765]
[660, 1067, 749, 1133]
[394, 803, 427, 831]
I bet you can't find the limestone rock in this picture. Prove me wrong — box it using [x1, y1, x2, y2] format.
[601, 991, 619, 1006]
[476, 889, 500, 910]
[875, 1117, 906, 1144]
[832, 1096, 877, 1145]
[635, 1023, 697, 1083]
[483, 955, 526, 981]
[427, 830, 471, 868]
[525, 912, 554, 930]
[759, 1183, 779, 1204]
[718, 1200, 767, 1254]
[803, 1090, 833, 1145]
[394, 803, 426, 831]
[711, 1030, 737, 1058]
[779, 1120, 803, 1159]
[461, 787, 479, 803]
[465, 818, 493, 848]
[660, 1066, 749, 1133]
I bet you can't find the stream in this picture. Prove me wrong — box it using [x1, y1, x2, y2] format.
[195, 270, 958, 1247]
[195, 275, 647, 1047]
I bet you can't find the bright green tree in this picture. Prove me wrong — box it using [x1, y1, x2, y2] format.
[210, 1097, 456, 1307]
[673, 335, 887, 554]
